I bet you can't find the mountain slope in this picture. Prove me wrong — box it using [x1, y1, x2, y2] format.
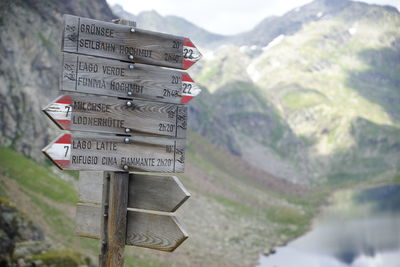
[0, 0, 115, 159]
[229, 0, 354, 46]
[0, 1, 323, 266]
[194, 0, 400, 182]
[112, 4, 225, 48]
[0, 129, 322, 266]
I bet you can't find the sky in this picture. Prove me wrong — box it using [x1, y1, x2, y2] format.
[106, 0, 400, 35]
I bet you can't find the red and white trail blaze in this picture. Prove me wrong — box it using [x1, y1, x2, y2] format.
[43, 133, 71, 169]
[181, 73, 201, 104]
[44, 95, 72, 130]
[182, 38, 202, 70]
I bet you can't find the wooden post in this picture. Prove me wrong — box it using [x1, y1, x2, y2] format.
[100, 18, 135, 267]
[106, 171, 129, 266]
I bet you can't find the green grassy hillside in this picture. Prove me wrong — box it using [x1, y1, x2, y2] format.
[0, 130, 326, 266]
[194, 1, 400, 183]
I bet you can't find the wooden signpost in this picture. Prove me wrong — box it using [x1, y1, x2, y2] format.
[42, 15, 202, 266]
[61, 54, 201, 104]
[76, 205, 188, 252]
[42, 133, 185, 172]
[43, 94, 187, 138]
[76, 172, 190, 251]
[78, 172, 190, 212]
[62, 15, 202, 70]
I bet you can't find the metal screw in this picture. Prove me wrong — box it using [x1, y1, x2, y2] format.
[103, 213, 107, 217]
[126, 101, 132, 107]
[129, 64, 135, 69]
[124, 137, 130, 143]
[123, 165, 129, 170]
[125, 128, 131, 133]
[128, 54, 134, 60]
[127, 91, 133, 96]
[130, 28, 135, 33]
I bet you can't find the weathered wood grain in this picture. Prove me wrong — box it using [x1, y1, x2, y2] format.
[43, 94, 187, 138]
[126, 210, 188, 252]
[42, 133, 186, 172]
[62, 15, 201, 70]
[128, 174, 190, 212]
[61, 53, 200, 104]
[75, 203, 101, 239]
[107, 172, 129, 267]
[78, 173, 190, 212]
[75, 205, 188, 252]
[78, 171, 103, 204]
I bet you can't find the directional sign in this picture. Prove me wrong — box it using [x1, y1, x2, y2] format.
[43, 94, 187, 138]
[76, 204, 188, 252]
[129, 174, 190, 212]
[78, 172, 190, 212]
[62, 15, 202, 70]
[42, 133, 185, 172]
[61, 54, 201, 104]
[126, 211, 188, 252]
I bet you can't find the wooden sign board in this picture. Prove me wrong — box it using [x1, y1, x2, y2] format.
[42, 133, 185, 172]
[78, 172, 190, 212]
[43, 94, 187, 138]
[129, 174, 190, 212]
[61, 54, 201, 104]
[62, 15, 201, 70]
[126, 211, 188, 252]
[76, 204, 188, 252]
[76, 203, 101, 239]
[78, 171, 103, 204]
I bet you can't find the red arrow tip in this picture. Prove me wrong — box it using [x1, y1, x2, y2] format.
[182, 38, 202, 70]
[180, 95, 194, 104]
[182, 60, 197, 70]
[182, 73, 194, 83]
[56, 95, 72, 104]
[55, 133, 71, 144]
[183, 38, 195, 48]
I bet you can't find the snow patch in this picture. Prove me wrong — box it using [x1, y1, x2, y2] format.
[202, 50, 215, 60]
[262, 34, 285, 51]
[317, 12, 323, 18]
[247, 63, 261, 83]
[239, 45, 248, 52]
[348, 27, 357, 35]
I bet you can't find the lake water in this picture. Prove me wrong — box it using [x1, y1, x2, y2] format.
[258, 185, 400, 267]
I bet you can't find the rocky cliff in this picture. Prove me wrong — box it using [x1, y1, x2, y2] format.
[1, 0, 399, 183]
[0, 0, 114, 159]
[0, 198, 93, 266]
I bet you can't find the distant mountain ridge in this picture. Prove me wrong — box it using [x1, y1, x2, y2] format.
[112, 1, 400, 183]
[112, 0, 399, 49]
[112, 4, 225, 47]
[0, 1, 317, 266]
